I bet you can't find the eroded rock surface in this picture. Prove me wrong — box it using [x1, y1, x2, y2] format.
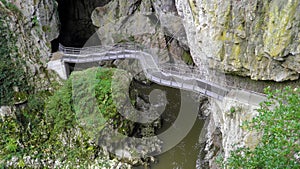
[90, 0, 192, 64]
[2, 0, 60, 91]
[176, 0, 300, 81]
[198, 97, 262, 168]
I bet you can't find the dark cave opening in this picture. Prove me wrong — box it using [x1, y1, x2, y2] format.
[51, 38, 59, 52]
[55, 0, 111, 47]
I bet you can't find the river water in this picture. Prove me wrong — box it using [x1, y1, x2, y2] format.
[131, 81, 205, 169]
[68, 65, 206, 168]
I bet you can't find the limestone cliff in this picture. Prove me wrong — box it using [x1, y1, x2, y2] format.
[89, 0, 300, 81]
[176, 0, 300, 82]
[173, 0, 300, 167]
[67, 1, 300, 168]
[1, 0, 60, 94]
[173, 2, 300, 164]
[198, 97, 262, 168]
[90, 0, 192, 64]
[2, 0, 298, 167]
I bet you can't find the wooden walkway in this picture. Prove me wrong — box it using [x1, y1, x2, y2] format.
[59, 44, 266, 104]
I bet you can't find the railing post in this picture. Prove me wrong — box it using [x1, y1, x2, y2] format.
[204, 83, 208, 95]
[121, 47, 125, 58]
[248, 92, 252, 105]
[159, 73, 162, 84]
[193, 83, 195, 91]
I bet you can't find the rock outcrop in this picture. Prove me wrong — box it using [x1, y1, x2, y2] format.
[173, 1, 300, 165]
[198, 98, 261, 168]
[63, 1, 300, 167]
[3, 0, 299, 168]
[1, 0, 60, 91]
[89, 0, 192, 64]
[175, 0, 300, 81]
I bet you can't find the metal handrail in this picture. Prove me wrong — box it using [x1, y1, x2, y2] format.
[58, 43, 266, 102]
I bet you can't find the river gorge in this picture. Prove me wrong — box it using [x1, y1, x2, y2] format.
[0, 0, 300, 168]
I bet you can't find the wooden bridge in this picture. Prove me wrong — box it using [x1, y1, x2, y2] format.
[55, 43, 266, 105]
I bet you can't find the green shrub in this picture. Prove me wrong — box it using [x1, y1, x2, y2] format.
[224, 86, 300, 168]
[0, 67, 131, 167]
[32, 16, 39, 26]
[182, 50, 194, 65]
[44, 67, 133, 166]
[0, 92, 51, 168]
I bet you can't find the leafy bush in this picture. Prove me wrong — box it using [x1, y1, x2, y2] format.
[225, 86, 300, 168]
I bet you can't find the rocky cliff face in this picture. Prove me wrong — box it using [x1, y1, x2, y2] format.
[174, 0, 300, 167]
[62, 0, 300, 167]
[3, 0, 298, 168]
[55, 0, 300, 81]
[1, 0, 60, 90]
[175, 0, 300, 82]
[89, 0, 192, 64]
[198, 98, 261, 168]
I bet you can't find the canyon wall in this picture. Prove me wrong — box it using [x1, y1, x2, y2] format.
[198, 97, 261, 168]
[89, 0, 192, 64]
[57, 0, 300, 167]
[2, 0, 299, 168]
[176, 0, 300, 82]
[1, 0, 60, 90]
[174, 1, 300, 167]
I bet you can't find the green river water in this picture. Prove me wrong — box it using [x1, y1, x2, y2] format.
[132, 81, 205, 169]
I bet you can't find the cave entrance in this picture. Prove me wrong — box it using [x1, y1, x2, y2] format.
[51, 38, 59, 52]
[55, 0, 111, 47]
